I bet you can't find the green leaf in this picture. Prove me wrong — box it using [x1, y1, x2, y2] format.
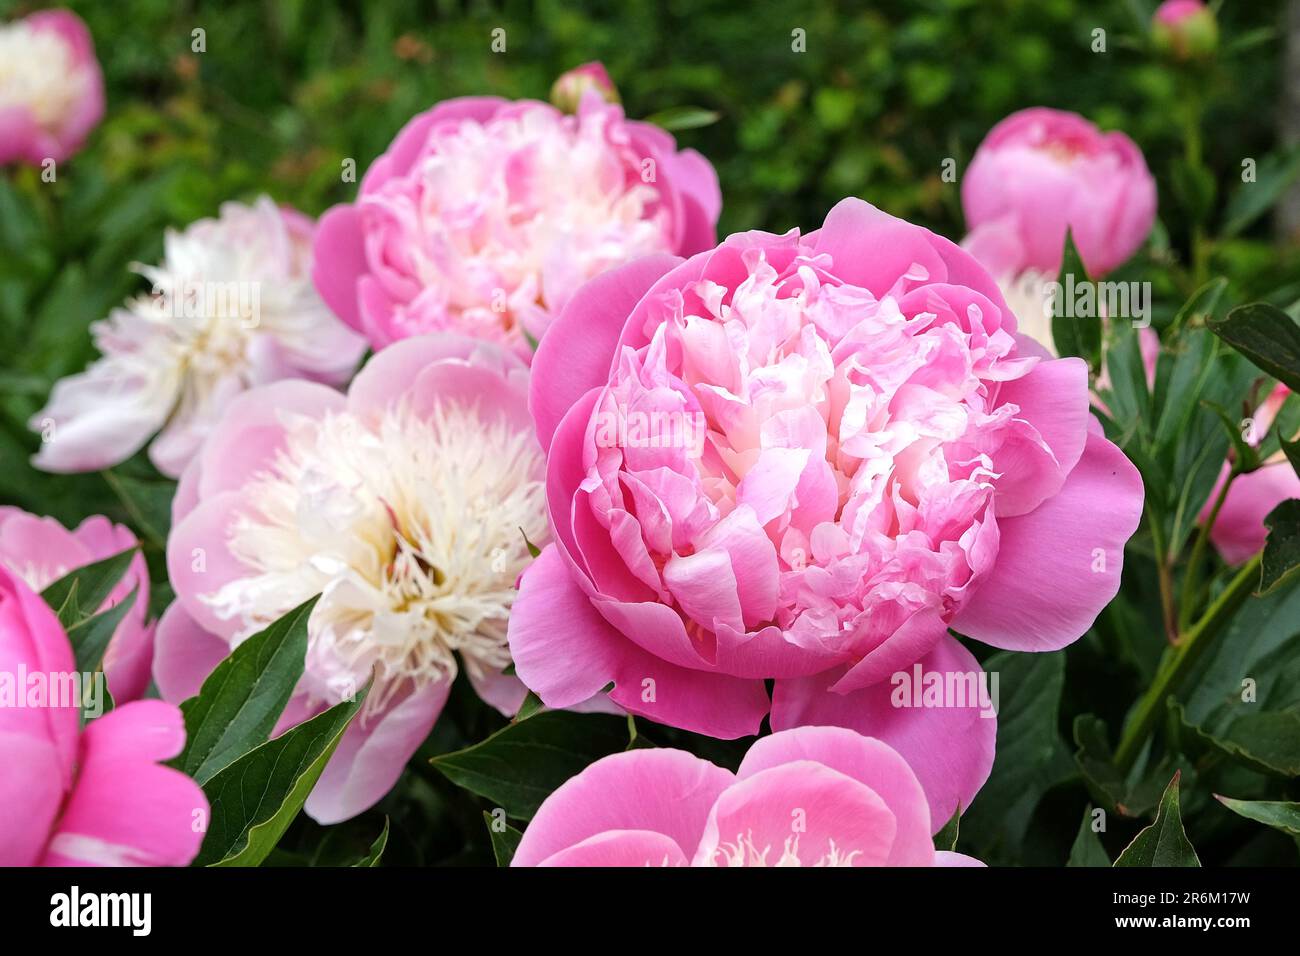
[1066, 807, 1111, 867]
[431, 710, 632, 819]
[40, 547, 137, 629]
[195, 681, 368, 867]
[1114, 772, 1200, 867]
[172, 597, 315, 785]
[1208, 302, 1300, 392]
[1050, 231, 1102, 372]
[933, 808, 960, 852]
[65, 587, 137, 675]
[1170, 276, 1228, 333]
[1259, 500, 1300, 595]
[1223, 146, 1300, 237]
[1215, 796, 1300, 838]
[1281, 434, 1300, 479]
[644, 106, 721, 131]
[1172, 698, 1300, 777]
[102, 468, 177, 548]
[520, 528, 542, 559]
[352, 818, 389, 867]
[963, 651, 1073, 858]
[483, 811, 523, 867]
[1202, 400, 1258, 474]
[514, 690, 545, 722]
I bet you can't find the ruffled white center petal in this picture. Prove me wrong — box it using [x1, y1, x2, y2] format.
[204, 401, 547, 714]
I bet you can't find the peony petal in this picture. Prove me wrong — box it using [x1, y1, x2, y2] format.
[152, 602, 231, 704]
[537, 829, 689, 867]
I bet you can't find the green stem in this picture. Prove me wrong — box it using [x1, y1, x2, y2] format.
[1146, 505, 1178, 642]
[1178, 469, 1236, 631]
[1115, 554, 1261, 772]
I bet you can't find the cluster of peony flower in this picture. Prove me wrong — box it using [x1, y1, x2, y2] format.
[7, 17, 1230, 868]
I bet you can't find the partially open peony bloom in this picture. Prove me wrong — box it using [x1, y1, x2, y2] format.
[962, 108, 1156, 286]
[0, 507, 153, 702]
[31, 197, 367, 479]
[1202, 385, 1300, 564]
[159, 335, 549, 823]
[513, 726, 982, 866]
[510, 198, 1145, 822]
[0, 564, 206, 866]
[0, 9, 104, 166]
[312, 86, 721, 353]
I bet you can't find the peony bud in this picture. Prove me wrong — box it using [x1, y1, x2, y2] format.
[1152, 0, 1219, 62]
[549, 61, 620, 112]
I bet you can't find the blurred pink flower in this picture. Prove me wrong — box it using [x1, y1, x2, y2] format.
[31, 197, 366, 478]
[1202, 385, 1300, 564]
[962, 107, 1156, 280]
[159, 335, 558, 823]
[0, 9, 104, 165]
[509, 198, 1145, 824]
[1153, 0, 1218, 61]
[513, 726, 982, 866]
[0, 563, 206, 866]
[0, 507, 153, 702]
[312, 90, 721, 353]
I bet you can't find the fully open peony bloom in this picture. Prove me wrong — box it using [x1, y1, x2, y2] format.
[961, 108, 1155, 331]
[510, 198, 1145, 822]
[0, 9, 104, 166]
[31, 197, 367, 479]
[312, 86, 721, 353]
[1202, 385, 1300, 564]
[0, 564, 206, 866]
[159, 335, 551, 823]
[0, 508, 153, 702]
[513, 726, 982, 866]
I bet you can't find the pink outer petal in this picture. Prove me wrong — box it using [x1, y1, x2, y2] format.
[41, 701, 208, 867]
[24, 10, 105, 163]
[166, 490, 255, 641]
[1209, 461, 1300, 565]
[0, 732, 64, 865]
[0, 565, 78, 787]
[692, 761, 897, 867]
[304, 679, 452, 825]
[935, 850, 986, 866]
[770, 634, 996, 831]
[311, 204, 369, 332]
[152, 601, 231, 703]
[467, 666, 529, 717]
[734, 726, 935, 866]
[345, 333, 527, 422]
[512, 747, 734, 867]
[508, 545, 769, 738]
[193, 379, 345, 502]
[537, 829, 689, 867]
[530, 254, 682, 453]
[951, 431, 1143, 651]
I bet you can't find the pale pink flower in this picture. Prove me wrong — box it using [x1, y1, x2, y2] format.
[31, 197, 367, 478]
[312, 91, 721, 352]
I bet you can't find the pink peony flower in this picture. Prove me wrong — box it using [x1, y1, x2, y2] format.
[31, 197, 367, 479]
[0, 563, 207, 866]
[513, 726, 982, 866]
[962, 108, 1156, 281]
[1202, 385, 1300, 564]
[509, 198, 1145, 822]
[0, 507, 153, 702]
[158, 335, 560, 823]
[311, 90, 721, 352]
[0, 9, 104, 166]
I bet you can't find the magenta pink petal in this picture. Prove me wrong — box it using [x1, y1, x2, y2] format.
[537, 829, 689, 867]
[152, 601, 231, 703]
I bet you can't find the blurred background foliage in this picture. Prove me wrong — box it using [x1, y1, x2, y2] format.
[4, 0, 1300, 867]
